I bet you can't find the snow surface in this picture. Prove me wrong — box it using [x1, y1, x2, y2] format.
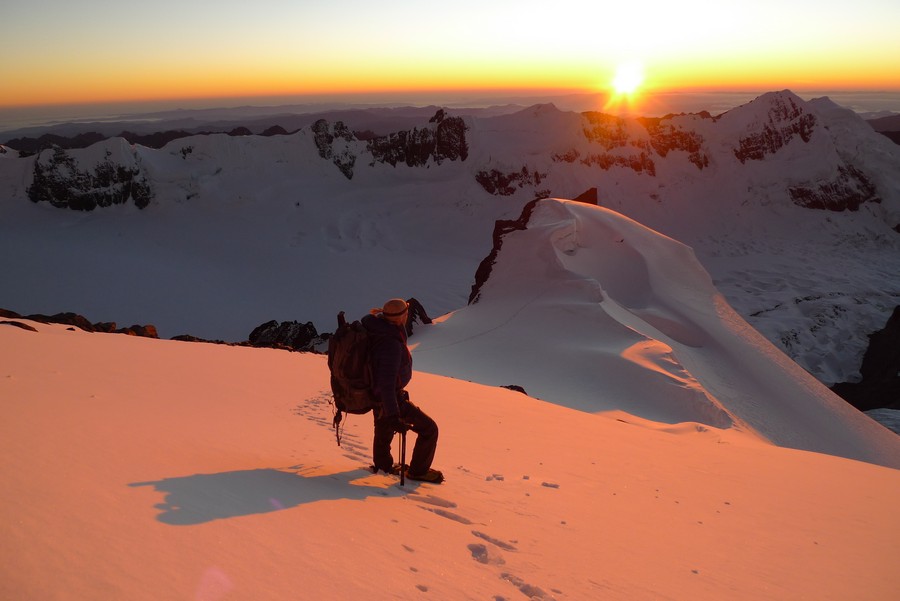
[2, 195, 899, 600]
[411, 199, 899, 467]
[1, 317, 899, 601]
[2, 90, 900, 598]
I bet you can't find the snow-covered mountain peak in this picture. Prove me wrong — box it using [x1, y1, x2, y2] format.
[412, 198, 900, 468]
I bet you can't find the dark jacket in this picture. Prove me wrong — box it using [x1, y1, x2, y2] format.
[362, 313, 412, 417]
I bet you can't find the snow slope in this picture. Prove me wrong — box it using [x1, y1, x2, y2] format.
[411, 199, 900, 467]
[2, 319, 899, 601]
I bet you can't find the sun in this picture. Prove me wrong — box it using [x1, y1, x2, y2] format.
[611, 61, 644, 96]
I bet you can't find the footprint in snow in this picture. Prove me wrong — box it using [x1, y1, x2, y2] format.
[413, 494, 457, 509]
[472, 530, 516, 552]
[500, 573, 556, 601]
[418, 506, 472, 525]
[468, 543, 506, 566]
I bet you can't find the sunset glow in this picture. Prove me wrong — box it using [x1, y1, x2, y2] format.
[1, 0, 899, 112]
[611, 62, 644, 96]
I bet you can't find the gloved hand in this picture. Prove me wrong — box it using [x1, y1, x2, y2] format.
[379, 414, 410, 433]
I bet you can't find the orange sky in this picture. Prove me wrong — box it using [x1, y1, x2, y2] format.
[2, 0, 898, 109]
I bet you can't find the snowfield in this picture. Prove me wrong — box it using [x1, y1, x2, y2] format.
[1, 319, 898, 601]
[3, 196, 899, 600]
[411, 199, 899, 466]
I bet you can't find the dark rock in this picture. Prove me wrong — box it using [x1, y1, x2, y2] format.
[579, 152, 656, 176]
[27, 311, 97, 332]
[248, 319, 327, 351]
[573, 187, 598, 205]
[469, 198, 542, 304]
[311, 119, 357, 179]
[367, 110, 468, 167]
[552, 149, 580, 163]
[228, 127, 253, 136]
[27, 146, 153, 210]
[0, 308, 157, 338]
[582, 112, 630, 149]
[171, 334, 231, 345]
[405, 297, 433, 337]
[733, 94, 816, 163]
[831, 306, 900, 411]
[475, 166, 548, 196]
[788, 165, 880, 211]
[0, 320, 38, 332]
[116, 324, 159, 338]
[502, 385, 528, 394]
[638, 117, 709, 169]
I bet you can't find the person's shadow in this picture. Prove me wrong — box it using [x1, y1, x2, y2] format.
[129, 467, 407, 525]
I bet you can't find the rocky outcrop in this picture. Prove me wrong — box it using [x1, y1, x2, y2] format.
[0, 308, 158, 338]
[27, 146, 152, 210]
[248, 319, 328, 351]
[572, 187, 598, 205]
[575, 112, 708, 174]
[582, 113, 630, 150]
[639, 117, 710, 169]
[733, 94, 817, 162]
[367, 109, 468, 167]
[788, 164, 880, 211]
[310, 110, 469, 179]
[579, 152, 656, 176]
[118, 324, 159, 337]
[468, 198, 542, 304]
[832, 306, 900, 411]
[0, 320, 38, 332]
[170, 334, 232, 345]
[475, 166, 549, 196]
[311, 119, 357, 179]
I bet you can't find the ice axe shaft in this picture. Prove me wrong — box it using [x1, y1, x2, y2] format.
[399, 429, 407, 486]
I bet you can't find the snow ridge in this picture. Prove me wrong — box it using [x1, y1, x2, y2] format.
[412, 198, 900, 467]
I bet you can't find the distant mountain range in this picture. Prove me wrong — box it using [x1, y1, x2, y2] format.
[4, 94, 899, 154]
[867, 113, 900, 144]
[1, 89, 898, 415]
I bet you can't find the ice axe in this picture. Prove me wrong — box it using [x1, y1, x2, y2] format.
[399, 429, 407, 486]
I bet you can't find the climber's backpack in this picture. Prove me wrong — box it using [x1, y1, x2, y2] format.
[327, 311, 376, 444]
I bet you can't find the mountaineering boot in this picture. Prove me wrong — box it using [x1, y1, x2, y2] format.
[370, 463, 404, 476]
[405, 468, 444, 484]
